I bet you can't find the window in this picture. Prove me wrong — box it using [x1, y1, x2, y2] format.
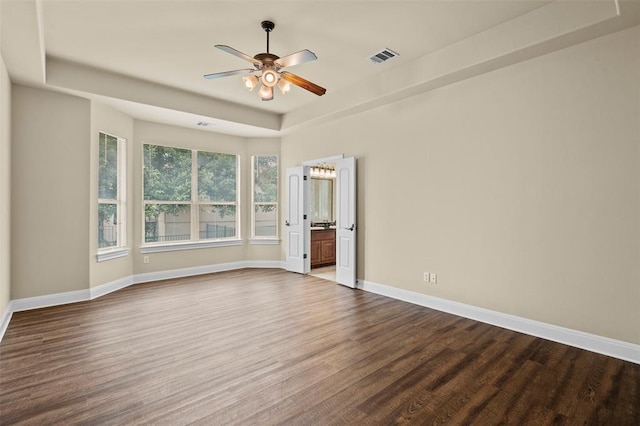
[251, 155, 278, 240]
[198, 151, 238, 240]
[143, 144, 239, 246]
[98, 132, 127, 254]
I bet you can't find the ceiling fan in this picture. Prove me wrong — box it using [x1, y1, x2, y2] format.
[204, 20, 326, 101]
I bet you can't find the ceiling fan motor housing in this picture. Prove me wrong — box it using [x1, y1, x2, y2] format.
[254, 53, 280, 68]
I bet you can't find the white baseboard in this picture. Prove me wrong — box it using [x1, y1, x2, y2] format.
[11, 289, 91, 312]
[247, 260, 284, 269]
[2, 266, 638, 365]
[0, 301, 13, 342]
[132, 260, 282, 284]
[90, 276, 134, 300]
[357, 279, 640, 365]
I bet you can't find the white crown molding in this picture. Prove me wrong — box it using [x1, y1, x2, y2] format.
[357, 279, 640, 365]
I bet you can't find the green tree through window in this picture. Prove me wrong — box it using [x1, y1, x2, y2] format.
[252, 155, 278, 238]
[143, 144, 238, 243]
[98, 132, 125, 250]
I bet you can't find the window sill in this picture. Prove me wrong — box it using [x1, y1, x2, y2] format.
[140, 239, 243, 254]
[249, 238, 281, 245]
[97, 247, 130, 262]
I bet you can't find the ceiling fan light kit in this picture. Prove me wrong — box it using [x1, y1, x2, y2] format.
[204, 20, 326, 102]
[242, 75, 259, 91]
[261, 68, 278, 87]
[258, 84, 274, 101]
[277, 79, 291, 94]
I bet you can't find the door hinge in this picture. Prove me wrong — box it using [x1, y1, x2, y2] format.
[303, 254, 308, 259]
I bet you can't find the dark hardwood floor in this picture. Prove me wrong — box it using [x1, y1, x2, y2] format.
[1, 268, 638, 425]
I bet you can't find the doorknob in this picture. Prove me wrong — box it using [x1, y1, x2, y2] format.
[344, 224, 355, 231]
[285, 220, 290, 227]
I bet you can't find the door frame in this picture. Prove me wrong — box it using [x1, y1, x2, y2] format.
[303, 156, 344, 268]
[301, 154, 357, 287]
[302, 155, 345, 167]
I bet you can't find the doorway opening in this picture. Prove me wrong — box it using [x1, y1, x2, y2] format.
[309, 265, 337, 282]
[308, 163, 337, 282]
[285, 155, 356, 288]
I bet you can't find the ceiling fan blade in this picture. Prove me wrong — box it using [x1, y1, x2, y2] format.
[274, 49, 318, 69]
[203, 69, 257, 79]
[280, 71, 326, 96]
[215, 45, 262, 67]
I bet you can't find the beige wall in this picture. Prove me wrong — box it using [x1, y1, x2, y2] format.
[89, 102, 134, 287]
[3, 23, 636, 348]
[7, 97, 281, 299]
[132, 121, 281, 274]
[11, 86, 91, 299]
[281, 26, 640, 344]
[0, 54, 10, 314]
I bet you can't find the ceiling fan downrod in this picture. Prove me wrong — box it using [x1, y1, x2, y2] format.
[261, 20, 275, 54]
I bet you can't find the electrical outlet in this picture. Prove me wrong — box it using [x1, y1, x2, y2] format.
[424, 272, 429, 282]
[143, 256, 149, 264]
[429, 273, 437, 284]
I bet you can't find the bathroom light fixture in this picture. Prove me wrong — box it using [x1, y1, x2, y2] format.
[310, 165, 336, 179]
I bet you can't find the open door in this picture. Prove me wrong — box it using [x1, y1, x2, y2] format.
[285, 166, 310, 274]
[335, 157, 357, 288]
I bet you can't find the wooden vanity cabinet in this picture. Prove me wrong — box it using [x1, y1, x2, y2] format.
[310, 229, 336, 267]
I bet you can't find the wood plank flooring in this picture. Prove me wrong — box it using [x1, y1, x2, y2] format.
[1, 268, 638, 424]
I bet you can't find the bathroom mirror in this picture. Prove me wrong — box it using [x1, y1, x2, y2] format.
[310, 178, 334, 224]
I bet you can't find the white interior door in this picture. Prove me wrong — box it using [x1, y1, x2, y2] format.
[285, 166, 310, 274]
[335, 157, 357, 288]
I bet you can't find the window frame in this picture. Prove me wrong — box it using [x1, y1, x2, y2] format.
[250, 155, 279, 244]
[97, 131, 128, 262]
[141, 143, 241, 252]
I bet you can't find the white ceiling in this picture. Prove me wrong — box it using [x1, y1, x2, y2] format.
[2, 0, 638, 137]
[40, 0, 550, 114]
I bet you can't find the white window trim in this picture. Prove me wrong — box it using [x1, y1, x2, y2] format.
[97, 132, 127, 257]
[97, 247, 130, 262]
[141, 143, 241, 248]
[140, 239, 242, 253]
[251, 155, 279, 240]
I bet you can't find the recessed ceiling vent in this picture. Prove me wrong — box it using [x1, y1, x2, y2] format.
[368, 48, 399, 64]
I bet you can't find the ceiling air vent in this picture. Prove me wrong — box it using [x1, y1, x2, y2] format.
[368, 48, 399, 64]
